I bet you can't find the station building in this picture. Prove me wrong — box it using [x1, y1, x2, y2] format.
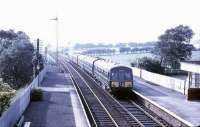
[180, 61, 200, 100]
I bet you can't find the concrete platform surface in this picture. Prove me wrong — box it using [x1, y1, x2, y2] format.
[24, 66, 90, 127]
[134, 77, 200, 126]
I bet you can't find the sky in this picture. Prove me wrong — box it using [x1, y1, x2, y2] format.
[0, 0, 200, 47]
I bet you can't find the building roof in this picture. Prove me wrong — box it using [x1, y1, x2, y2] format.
[181, 61, 200, 73]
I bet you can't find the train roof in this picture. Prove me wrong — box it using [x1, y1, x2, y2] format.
[78, 55, 99, 64]
[71, 54, 131, 71]
[94, 59, 121, 72]
[70, 54, 79, 59]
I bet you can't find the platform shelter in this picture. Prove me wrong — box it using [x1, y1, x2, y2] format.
[181, 61, 200, 100]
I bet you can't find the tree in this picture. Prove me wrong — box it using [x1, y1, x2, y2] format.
[0, 30, 18, 54]
[155, 25, 194, 69]
[131, 57, 164, 74]
[0, 30, 34, 88]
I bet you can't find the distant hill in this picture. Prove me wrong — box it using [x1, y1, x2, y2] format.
[74, 42, 156, 49]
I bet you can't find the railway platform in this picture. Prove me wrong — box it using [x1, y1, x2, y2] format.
[134, 77, 200, 126]
[23, 65, 90, 127]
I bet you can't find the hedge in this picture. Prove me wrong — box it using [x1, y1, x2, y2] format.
[0, 83, 15, 116]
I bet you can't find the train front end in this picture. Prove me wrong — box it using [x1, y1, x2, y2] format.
[109, 66, 133, 94]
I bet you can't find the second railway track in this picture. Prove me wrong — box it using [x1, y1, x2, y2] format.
[60, 57, 167, 127]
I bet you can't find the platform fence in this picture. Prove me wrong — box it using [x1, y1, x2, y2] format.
[0, 66, 47, 127]
[131, 67, 187, 94]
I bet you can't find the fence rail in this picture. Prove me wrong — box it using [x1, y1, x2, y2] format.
[131, 67, 187, 94]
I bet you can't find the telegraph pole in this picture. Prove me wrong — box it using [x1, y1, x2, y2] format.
[36, 38, 40, 54]
[50, 17, 59, 64]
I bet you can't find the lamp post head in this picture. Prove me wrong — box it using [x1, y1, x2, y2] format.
[50, 17, 58, 21]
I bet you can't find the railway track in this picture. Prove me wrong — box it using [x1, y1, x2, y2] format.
[118, 100, 167, 127]
[59, 57, 167, 127]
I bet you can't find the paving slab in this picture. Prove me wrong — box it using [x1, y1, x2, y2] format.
[133, 77, 200, 126]
[24, 66, 90, 127]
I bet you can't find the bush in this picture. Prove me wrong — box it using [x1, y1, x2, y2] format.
[132, 57, 164, 74]
[0, 83, 15, 116]
[31, 89, 43, 101]
[130, 60, 137, 67]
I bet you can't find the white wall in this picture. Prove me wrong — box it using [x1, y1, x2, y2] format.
[131, 67, 141, 77]
[181, 62, 200, 74]
[0, 66, 47, 127]
[131, 67, 187, 94]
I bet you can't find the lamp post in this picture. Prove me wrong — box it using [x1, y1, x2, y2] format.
[50, 17, 59, 64]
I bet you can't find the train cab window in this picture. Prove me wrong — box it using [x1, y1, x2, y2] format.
[118, 70, 124, 80]
[125, 71, 132, 80]
[111, 71, 118, 80]
[119, 69, 132, 80]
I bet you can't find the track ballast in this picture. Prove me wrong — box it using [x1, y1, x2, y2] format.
[60, 57, 166, 127]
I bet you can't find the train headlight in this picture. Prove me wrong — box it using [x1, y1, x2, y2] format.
[111, 81, 119, 87]
[125, 82, 132, 87]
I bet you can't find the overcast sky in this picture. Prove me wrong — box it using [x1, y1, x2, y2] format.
[0, 0, 200, 47]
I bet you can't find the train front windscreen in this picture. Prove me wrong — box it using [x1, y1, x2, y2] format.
[110, 68, 133, 88]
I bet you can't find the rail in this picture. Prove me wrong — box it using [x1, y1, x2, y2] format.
[61, 59, 142, 126]
[59, 56, 168, 127]
[60, 59, 119, 126]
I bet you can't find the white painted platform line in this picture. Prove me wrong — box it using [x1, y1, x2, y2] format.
[70, 90, 90, 127]
[39, 86, 74, 92]
[65, 73, 91, 127]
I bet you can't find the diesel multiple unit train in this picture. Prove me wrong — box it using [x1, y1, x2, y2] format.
[69, 54, 133, 94]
